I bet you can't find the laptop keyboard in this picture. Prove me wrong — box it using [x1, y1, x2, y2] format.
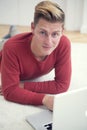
[44, 123, 52, 130]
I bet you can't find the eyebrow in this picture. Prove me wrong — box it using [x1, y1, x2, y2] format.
[39, 28, 61, 33]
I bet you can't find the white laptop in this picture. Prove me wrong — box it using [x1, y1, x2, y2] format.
[26, 87, 87, 130]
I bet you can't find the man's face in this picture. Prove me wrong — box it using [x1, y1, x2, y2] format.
[31, 18, 63, 59]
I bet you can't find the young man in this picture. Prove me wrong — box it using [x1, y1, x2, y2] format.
[0, 0, 71, 111]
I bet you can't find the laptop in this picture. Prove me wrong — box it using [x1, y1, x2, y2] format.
[26, 87, 87, 130]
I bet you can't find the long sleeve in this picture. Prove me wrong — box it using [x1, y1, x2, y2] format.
[1, 33, 71, 105]
[1, 34, 45, 105]
[24, 35, 71, 94]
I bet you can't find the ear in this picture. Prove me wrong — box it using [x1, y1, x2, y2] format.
[31, 22, 35, 33]
[62, 25, 64, 34]
[61, 29, 64, 35]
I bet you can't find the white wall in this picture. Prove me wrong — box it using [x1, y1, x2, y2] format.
[80, 0, 87, 33]
[0, 0, 87, 32]
[0, 0, 18, 25]
[65, 0, 83, 31]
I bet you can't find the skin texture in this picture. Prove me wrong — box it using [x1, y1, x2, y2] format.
[42, 95, 54, 111]
[31, 18, 63, 61]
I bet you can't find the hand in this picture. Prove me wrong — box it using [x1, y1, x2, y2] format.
[19, 82, 24, 89]
[42, 95, 54, 111]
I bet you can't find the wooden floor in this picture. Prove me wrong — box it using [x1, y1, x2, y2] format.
[0, 24, 87, 43]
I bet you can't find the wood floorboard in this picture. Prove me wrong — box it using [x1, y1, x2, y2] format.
[0, 24, 87, 43]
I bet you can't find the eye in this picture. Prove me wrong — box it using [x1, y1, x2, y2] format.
[40, 31, 45, 34]
[40, 31, 47, 36]
[52, 32, 61, 38]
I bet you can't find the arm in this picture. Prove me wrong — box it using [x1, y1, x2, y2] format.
[24, 36, 71, 94]
[1, 36, 71, 109]
[20, 82, 54, 111]
[1, 42, 54, 111]
[1, 43, 45, 105]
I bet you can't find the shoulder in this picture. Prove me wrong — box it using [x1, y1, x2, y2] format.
[60, 35, 71, 45]
[60, 35, 71, 47]
[3, 32, 32, 49]
[57, 35, 71, 51]
[54, 35, 71, 56]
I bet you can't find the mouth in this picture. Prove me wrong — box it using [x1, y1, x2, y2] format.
[42, 45, 52, 50]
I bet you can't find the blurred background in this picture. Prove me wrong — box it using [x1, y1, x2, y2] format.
[0, 0, 87, 41]
[0, 0, 87, 32]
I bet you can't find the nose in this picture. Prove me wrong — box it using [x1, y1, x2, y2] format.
[45, 35, 52, 45]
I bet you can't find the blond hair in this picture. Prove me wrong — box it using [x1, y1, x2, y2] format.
[34, 0, 65, 25]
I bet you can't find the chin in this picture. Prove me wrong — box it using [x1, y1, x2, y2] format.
[42, 49, 54, 56]
[45, 51, 52, 56]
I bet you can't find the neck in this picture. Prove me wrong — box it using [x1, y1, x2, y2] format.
[30, 39, 47, 61]
[34, 55, 47, 61]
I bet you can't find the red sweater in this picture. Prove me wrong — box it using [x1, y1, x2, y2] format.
[1, 32, 71, 105]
